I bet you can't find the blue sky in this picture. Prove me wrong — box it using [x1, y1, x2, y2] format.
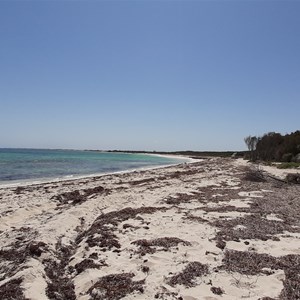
[1, 1, 299, 151]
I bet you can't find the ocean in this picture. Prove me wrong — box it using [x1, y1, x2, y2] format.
[0, 148, 187, 185]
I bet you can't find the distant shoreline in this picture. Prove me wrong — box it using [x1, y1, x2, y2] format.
[0, 151, 193, 189]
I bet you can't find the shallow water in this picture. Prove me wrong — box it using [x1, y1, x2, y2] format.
[0, 148, 186, 184]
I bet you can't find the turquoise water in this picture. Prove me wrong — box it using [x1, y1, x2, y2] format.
[0, 149, 186, 184]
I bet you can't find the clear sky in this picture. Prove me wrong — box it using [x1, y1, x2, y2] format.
[1, 0, 299, 151]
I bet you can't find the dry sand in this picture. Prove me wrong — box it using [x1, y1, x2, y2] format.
[0, 157, 299, 300]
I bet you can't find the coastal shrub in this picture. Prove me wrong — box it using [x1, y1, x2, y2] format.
[243, 167, 266, 182]
[285, 173, 300, 184]
[250, 130, 300, 161]
[282, 153, 293, 162]
[277, 162, 300, 169]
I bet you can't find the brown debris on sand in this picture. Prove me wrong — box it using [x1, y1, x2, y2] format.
[76, 206, 167, 251]
[44, 240, 76, 300]
[286, 173, 300, 184]
[221, 250, 277, 275]
[166, 261, 209, 287]
[214, 213, 290, 242]
[132, 237, 191, 255]
[0, 239, 47, 280]
[52, 185, 108, 205]
[211, 286, 224, 295]
[74, 258, 107, 274]
[221, 250, 300, 299]
[243, 166, 266, 182]
[0, 278, 29, 300]
[88, 273, 145, 300]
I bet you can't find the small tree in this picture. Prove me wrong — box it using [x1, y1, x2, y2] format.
[244, 135, 258, 161]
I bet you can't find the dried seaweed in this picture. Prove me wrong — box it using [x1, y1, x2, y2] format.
[215, 239, 226, 250]
[221, 250, 277, 275]
[183, 211, 208, 223]
[52, 185, 108, 205]
[88, 273, 144, 300]
[132, 237, 191, 255]
[166, 261, 209, 287]
[130, 178, 156, 186]
[221, 250, 300, 299]
[0, 278, 29, 300]
[211, 286, 224, 295]
[76, 206, 167, 251]
[154, 287, 179, 299]
[27, 241, 47, 257]
[74, 258, 107, 274]
[14, 186, 26, 194]
[164, 193, 200, 205]
[214, 214, 291, 242]
[278, 255, 300, 300]
[44, 240, 76, 300]
[0, 240, 47, 279]
[86, 231, 121, 250]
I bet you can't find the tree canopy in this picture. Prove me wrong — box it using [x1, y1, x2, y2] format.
[245, 131, 300, 162]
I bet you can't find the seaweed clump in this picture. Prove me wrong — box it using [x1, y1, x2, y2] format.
[88, 273, 144, 300]
[74, 258, 107, 274]
[214, 214, 290, 242]
[76, 207, 167, 251]
[0, 278, 29, 300]
[166, 261, 209, 287]
[221, 250, 277, 275]
[132, 237, 191, 255]
[220, 250, 300, 300]
[52, 186, 108, 206]
[44, 240, 76, 300]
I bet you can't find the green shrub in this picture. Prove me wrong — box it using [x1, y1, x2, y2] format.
[277, 162, 300, 169]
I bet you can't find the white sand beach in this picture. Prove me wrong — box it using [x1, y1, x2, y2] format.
[0, 157, 299, 300]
